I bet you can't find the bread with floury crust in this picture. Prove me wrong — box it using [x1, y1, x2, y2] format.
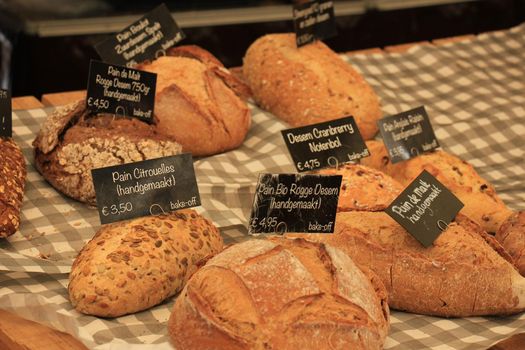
[288, 212, 525, 317]
[168, 237, 389, 350]
[69, 209, 223, 317]
[0, 137, 26, 238]
[243, 33, 382, 140]
[361, 140, 513, 233]
[138, 47, 251, 157]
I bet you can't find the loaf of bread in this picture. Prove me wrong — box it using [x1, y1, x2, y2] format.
[33, 100, 183, 205]
[0, 138, 26, 238]
[289, 212, 525, 317]
[316, 164, 403, 212]
[69, 209, 223, 317]
[166, 45, 252, 101]
[242, 33, 381, 140]
[169, 237, 389, 350]
[362, 140, 513, 233]
[497, 211, 525, 276]
[137, 46, 251, 156]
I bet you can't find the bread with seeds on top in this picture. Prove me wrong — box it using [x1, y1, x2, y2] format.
[68, 209, 223, 317]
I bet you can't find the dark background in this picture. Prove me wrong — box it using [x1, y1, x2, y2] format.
[1, 0, 524, 98]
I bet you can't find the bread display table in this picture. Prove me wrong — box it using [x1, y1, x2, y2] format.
[1, 23, 525, 349]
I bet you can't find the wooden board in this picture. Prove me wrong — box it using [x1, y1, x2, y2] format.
[0, 310, 88, 350]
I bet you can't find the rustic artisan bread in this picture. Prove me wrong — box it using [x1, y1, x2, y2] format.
[33, 100, 183, 205]
[137, 48, 251, 156]
[169, 237, 389, 350]
[166, 45, 252, 101]
[69, 209, 222, 317]
[243, 33, 381, 139]
[289, 212, 525, 317]
[0, 138, 26, 238]
[316, 164, 403, 211]
[497, 211, 525, 276]
[362, 140, 513, 233]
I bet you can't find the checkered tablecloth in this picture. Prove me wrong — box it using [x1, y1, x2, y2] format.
[1, 23, 524, 349]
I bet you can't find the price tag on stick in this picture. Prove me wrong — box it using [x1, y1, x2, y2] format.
[91, 154, 201, 225]
[249, 174, 341, 234]
[95, 3, 185, 66]
[377, 106, 439, 164]
[86, 60, 156, 122]
[385, 170, 464, 247]
[281, 116, 369, 172]
[293, 0, 337, 47]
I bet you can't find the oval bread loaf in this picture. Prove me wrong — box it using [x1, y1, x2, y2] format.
[169, 237, 389, 350]
[69, 209, 223, 317]
[243, 33, 382, 139]
[289, 212, 525, 317]
[362, 140, 513, 233]
[0, 138, 26, 238]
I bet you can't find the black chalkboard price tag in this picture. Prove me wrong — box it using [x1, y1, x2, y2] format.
[293, 0, 337, 47]
[86, 60, 156, 122]
[377, 106, 440, 164]
[91, 154, 201, 225]
[386, 170, 464, 247]
[249, 173, 342, 234]
[0, 89, 12, 137]
[281, 116, 369, 172]
[95, 3, 185, 66]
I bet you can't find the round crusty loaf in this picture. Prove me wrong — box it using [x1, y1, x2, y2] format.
[0, 138, 26, 238]
[362, 140, 513, 233]
[138, 55, 251, 156]
[316, 164, 403, 212]
[33, 100, 183, 205]
[169, 237, 389, 350]
[497, 211, 525, 276]
[243, 33, 381, 139]
[69, 209, 223, 317]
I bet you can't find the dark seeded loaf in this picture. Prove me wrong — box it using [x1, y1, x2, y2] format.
[33, 100, 183, 205]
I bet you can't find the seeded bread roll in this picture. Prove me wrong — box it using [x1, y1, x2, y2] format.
[69, 209, 223, 317]
[138, 53, 251, 156]
[0, 138, 26, 238]
[169, 237, 389, 350]
[289, 212, 525, 317]
[33, 100, 183, 205]
[361, 140, 513, 233]
[497, 211, 525, 276]
[316, 164, 403, 212]
[242, 33, 381, 139]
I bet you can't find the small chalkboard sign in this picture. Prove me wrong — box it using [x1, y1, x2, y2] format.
[281, 116, 369, 172]
[249, 173, 341, 234]
[0, 89, 11, 137]
[95, 3, 185, 66]
[86, 60, 156, 122]
[386, 170, 464, 247]
[91, 154, 200, 225]
[293, 0, 337, 47]
[377, 106, 439, 164]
